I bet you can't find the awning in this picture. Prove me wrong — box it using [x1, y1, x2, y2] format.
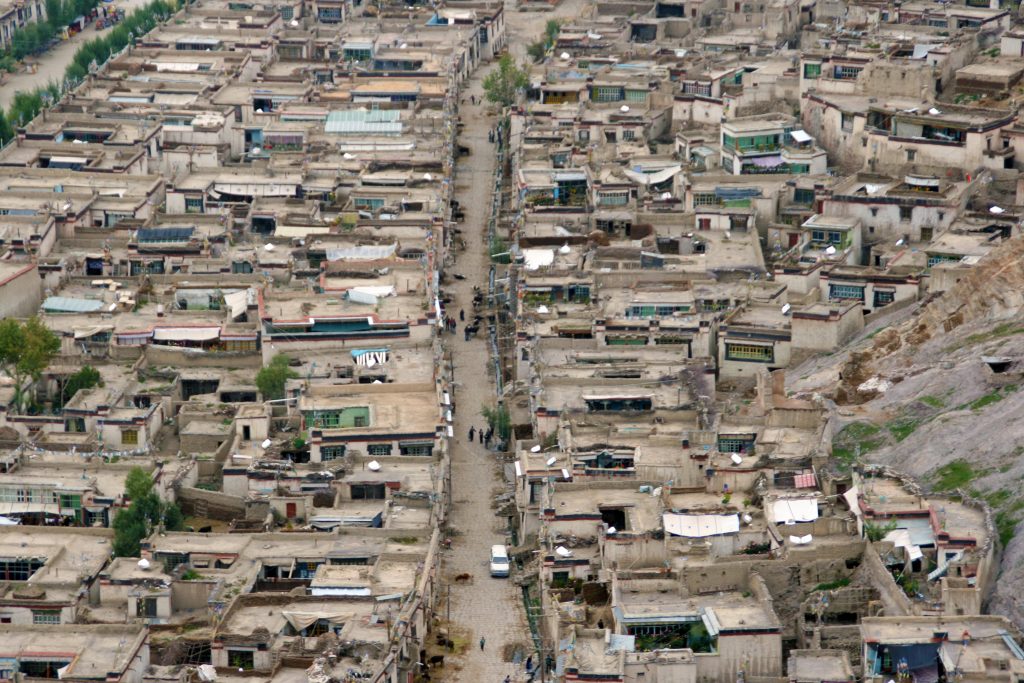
[282, 611, 347, 631]
[747, 155, 784, 168]
[73, 325, 113, 339]
[43, 296, 105, 313]
[622, 164, 682, 185]
[789, 130, 812, 143]
[793, 472, 817, 489]
[772, 498, 818, 524]
[224, 290, 248, 318]
[663, 512, 739, 537]
[152, 327, 221, 342]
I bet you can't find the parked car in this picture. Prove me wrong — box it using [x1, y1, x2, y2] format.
[489, 544, 510, 578]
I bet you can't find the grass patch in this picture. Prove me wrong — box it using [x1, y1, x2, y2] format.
[995, 509, 1021, 548]
[919, 395, 945, 409]
[813, 577, 851, 591]
[887, 418, 920, 442]
[831, 422, 884, 469]
[932, 460, 976, 491]
[389, 537, 420, 545]
[961, 322, 1024, 347]
[985, 489, 1013, 507]
[965, 385, 1017, 412]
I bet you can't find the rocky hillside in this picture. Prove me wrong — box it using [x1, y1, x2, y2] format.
[788, 236, 1024, 627]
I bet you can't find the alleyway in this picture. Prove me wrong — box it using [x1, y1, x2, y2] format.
[439, 1, 587, 681]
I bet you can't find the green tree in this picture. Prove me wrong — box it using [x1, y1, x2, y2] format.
[0, 109, 14, 146]
[0, 317, 60, 411]
[481, 403, 512, 442]
[482, 53, 528, 108]
[255, 353, 299, 401]
[113, 466, 184, 557]
[60, 365, 101, 406]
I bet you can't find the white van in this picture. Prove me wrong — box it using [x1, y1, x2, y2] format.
[489, 544, 510, 577]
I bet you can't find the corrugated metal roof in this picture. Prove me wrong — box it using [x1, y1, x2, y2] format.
[325, 121, 403, 135]
[325, 109, 400, 123]
[42, 296, 105, 313]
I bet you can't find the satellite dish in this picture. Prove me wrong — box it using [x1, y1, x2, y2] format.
[560, 51, 570, 60]
[424, 173, 433, 181]
[661, 192, 672, 200]
[137, 558, 150, 570]
[781, 303, 791, 315]
[730, 453, 743, 465]
[368, 461, 382, 471]
[290, 19, 298, 26]
[250, 146, 261, 154]
[530, 445, 542, 453]
[558, 243, 571, 254]
[895, 238, 905, 246]
[620, 105, 630, 112]
[825, 245, 837, 255]
[536, 305, 549, 314]
[261, 438, 272, 448]
[742, 513, 753, 524]
[546, 456, 557, 466]
[343, 152, 357, 160]
[263, 243, 275, 252]
[255, 108, 263, 113]
[400, 43, 408, 49]
[606, 526, 617, 535]
[555, 546, 572, 557]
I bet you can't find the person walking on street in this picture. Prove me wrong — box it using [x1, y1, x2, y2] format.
[468, 426, 475, 441]
[459, 308, 465, 321]
[479, 636, 486, 651]
[478, 430, 484, 444]
[526, 656, 532, 672]
[504, 677, 511, 683]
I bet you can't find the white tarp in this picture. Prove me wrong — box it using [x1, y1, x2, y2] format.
[325, 244, 397, 261]
[73, 325, 113, 339]
[884, 528, 923, 561]
[789, 534, 813, 545]
[224, 290, 249, 318]
[350, 285, 396, 300]
[282, 611, 348, 631]
[663, 512, 740, 538]
[152, 327, 220, 341]
[622, 165, 682, 186]
[523, 248, 555, 271]
[789, 129, 812, 143]
[773, 498, 819, 524]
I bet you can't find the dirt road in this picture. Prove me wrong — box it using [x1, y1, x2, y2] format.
[439, 1, 587, 681]
[0, 0, 150, 111]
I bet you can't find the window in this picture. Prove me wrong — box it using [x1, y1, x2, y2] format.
[121, 429, 139, 445]
[321, 445, 346, 461]
[920, 226, 934, 241]
[367, 444, 392, 456]
[592, 86, 623, 102]
[399, 442, 434, 456]
[318, 6, 342, 21]
[725, 343, 774, 362]
[873, 290, 895, 307]
[184, 196, 203, 213]
[841, 113, 853, 133]
[350, 483, 386, 500]
[0, 557, 45, 581]
[829, 284, 865, 301]
[136, 597, 158, 618]
[906, 149, 916, 162]
[718, 437, 754, 453]
[834, 65, 862, 80]
[32, 610, 61, 625]
[622, 129, 635, 141]
[899, 206, 913, 221]
[928, 253, 961, 268]
[803, 62, 821, 79]
[693, 192, 719, 206]
[227, 651, 255, 670]
[793, 188, 815, 204]
[698, 217, 711, 231]
[598, 191, 629, 206]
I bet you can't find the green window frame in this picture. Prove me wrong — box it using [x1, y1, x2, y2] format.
[829, 284, 865, 301]
[803, 63, 821, 79]
[367, 444, 392, 456]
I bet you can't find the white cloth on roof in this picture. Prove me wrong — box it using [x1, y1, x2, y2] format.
[772, 498, 819, 524]
[663, 512, 739, 537]
[325, 244, 397, 261]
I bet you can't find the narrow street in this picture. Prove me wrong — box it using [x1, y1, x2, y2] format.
[0, 0, 150, 111]
[440, 1, 587, 681]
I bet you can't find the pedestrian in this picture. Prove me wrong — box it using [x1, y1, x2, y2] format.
[468, 426, 476, 441]
[459, 308, 465, 321]
[526, 655, 532, 672]
[504, 677, 511, 683]
[478, 430, 484, 444]
[479, 636, 486, 651]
